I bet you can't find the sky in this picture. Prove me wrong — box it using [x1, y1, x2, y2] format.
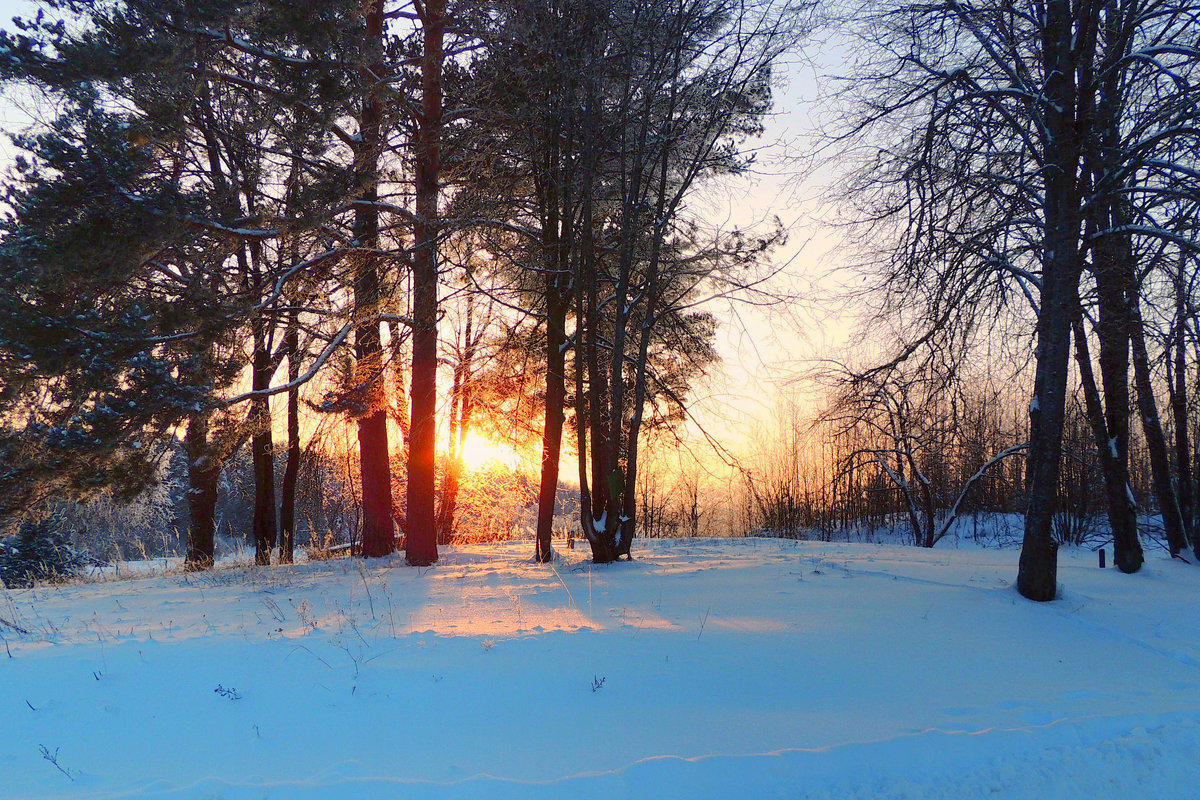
[667, 37, 865, 484]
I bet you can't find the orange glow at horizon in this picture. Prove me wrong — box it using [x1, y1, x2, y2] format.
[455, 430, 531, 473]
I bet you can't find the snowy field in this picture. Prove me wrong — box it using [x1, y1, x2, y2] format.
[3, 537, 1200, 799]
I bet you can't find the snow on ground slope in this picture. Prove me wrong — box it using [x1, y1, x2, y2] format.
[2, 538, 1199, 799]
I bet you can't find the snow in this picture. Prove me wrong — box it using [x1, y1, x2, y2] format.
[3, 537, 1200, 798]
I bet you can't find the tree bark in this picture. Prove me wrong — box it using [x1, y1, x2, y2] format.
[355, 0, 395, 558]
[1129, 290, 1189, 556]
[1071, 0, 1140, 573]
[1018, 0, 1093, 601]
[1194, 334, 1200, 559]
[1072, 314, 1142, 571]
[534, 112, 572, 563]
[406, 0, 445, 567]
[536, 290, 569, 563]
[250, 311, 277, 566]
[437, 303, 480, 545]
[279, 312, 301, 564]
[184, 412, 220, 571]
[1170, 291, 1194, 550]
[437, 359, 464, 546]
[583, 212, 610, 542]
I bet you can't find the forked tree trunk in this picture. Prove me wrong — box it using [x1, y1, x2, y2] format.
[406, 0, 445, 567]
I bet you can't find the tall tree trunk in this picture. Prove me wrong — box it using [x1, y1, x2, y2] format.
[1170, 290, 1194, 550]
[355, 0, 395, 558]
[1071, 0, 1141, 572]
[279, 312, 301, 564]
[1082, 198, 1142, 570]
[1194, 331, 1200, 559]
[534, 120, 571, 563]
[250, 312, 277, 566]
[1129, 290, 1189, 556]
[437, 367, 463, 546]
[437, 305, 477, 545]
[184, 412, 220, 571]
[406, 0, 445, 567]
[616, 243, 662, 560]
[584, 223, 610, 538]
[536, 290, 569, 563]
[1072, 314, 1142, 571]
[574, 199, 599, 550]
[1018, 0, 1094, 601]
[614, 54, 683, 560]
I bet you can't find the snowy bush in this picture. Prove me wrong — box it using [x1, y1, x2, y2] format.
[0, 519, 89, 588]
[50, 477, 182, 562]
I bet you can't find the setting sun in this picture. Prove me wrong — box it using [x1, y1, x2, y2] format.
[457, 431, 529, 473]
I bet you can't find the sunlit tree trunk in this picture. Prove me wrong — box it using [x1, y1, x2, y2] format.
[406, 0, 445, 566]
[355, 0, 395, 558]
[534, 113, 575, 563]
[438, 298, 483, 544]
[536, 285, 569, 562]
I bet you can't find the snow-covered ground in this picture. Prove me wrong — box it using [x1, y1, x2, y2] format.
[3, 537, 1200, 799]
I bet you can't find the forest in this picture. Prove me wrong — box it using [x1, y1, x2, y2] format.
[0, 0, 1197, 608]
[4, 2, 1200, 798]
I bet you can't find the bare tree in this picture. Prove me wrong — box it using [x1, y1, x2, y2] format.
[823, 365, 1027, 548]
[840, 0, 1200, 598]
[570, 0, 803, 563]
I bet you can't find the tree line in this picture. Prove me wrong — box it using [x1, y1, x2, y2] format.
[0, 0, 802, 568]
[2, 0, 1197, 606]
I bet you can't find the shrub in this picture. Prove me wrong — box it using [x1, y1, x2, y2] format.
[0, 519, 88, 588]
